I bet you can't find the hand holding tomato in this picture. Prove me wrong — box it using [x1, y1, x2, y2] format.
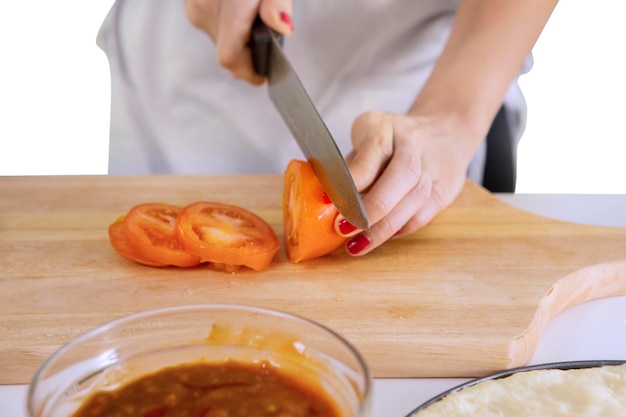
[334, 111, 481, 256]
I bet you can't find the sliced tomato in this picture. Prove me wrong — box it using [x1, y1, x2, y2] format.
[283, 159, 347, 263]
[123, 203, 202, 267]
[108, 217, 167, 267]
[176, 202, 280, 271]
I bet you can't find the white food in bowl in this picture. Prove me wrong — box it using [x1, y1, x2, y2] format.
[412, 363, 626, 416]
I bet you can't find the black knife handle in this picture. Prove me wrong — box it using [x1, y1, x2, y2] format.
[249, 17, 283, 77]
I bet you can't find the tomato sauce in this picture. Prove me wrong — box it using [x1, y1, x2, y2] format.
[71, 360, 343, 417]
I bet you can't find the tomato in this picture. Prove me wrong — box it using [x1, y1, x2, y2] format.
[123, 203, 202, 267]
[108, 217, 167, 267]
[283, 159, 346, 263]
[176, 202, 280, 271]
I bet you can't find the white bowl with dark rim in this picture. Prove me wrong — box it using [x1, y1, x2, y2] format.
[407, 359, 626, 416]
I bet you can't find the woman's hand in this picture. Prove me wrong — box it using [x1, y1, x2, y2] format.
[334, 111, 480, 256]
[183, 0, 293, 84]
[334, 0, 557, 256]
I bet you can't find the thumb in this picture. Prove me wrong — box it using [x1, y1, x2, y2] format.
[258, 0, 294, 35]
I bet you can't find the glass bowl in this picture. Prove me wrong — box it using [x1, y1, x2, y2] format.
[28, 304, 372, 417]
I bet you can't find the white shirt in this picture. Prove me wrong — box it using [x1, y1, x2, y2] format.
[97, 0, 529, 182]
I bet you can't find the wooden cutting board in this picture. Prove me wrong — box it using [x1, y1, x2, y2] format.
[1, 175, 625, 385]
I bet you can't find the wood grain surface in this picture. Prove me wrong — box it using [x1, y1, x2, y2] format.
[1, 175, 625, 385]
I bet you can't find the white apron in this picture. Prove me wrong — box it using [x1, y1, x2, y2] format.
[97, 0, 530, 183]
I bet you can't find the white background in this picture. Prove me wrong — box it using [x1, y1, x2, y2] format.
[1, 1, 624, 193]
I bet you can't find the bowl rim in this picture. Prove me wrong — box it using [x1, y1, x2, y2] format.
[28, 303, 373, 417]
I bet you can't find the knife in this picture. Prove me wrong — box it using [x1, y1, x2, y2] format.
[249, 18, 369, 230]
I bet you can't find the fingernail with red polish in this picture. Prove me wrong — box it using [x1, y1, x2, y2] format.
[322, 192, 332, 204]
[337, 218, 357, 235]
[279, 11, 294, 31]
[347, 234, 370, 255]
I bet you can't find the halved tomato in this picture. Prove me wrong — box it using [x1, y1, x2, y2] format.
[283, 159, 346, 263]
[108, 217, 167, 267]
[176, 202, 280, 271]
[123, 203, 202, 267]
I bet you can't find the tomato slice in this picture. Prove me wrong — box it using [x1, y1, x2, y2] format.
[176, 202, 280, 271]
[123, 203, 202, 267]
[283, 159, 347, 263]
[108, 217, 167, 267]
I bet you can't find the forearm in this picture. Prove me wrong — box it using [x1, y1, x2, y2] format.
[410, 0, 558, 143]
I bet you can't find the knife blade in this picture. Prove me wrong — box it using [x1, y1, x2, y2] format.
[249, 18, 369, 230]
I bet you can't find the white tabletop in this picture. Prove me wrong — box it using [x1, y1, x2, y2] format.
[2, 193, 625, 417]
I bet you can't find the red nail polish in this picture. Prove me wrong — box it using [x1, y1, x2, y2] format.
[347, 234, 370, 255]
[279, 11, 293, 31]
[337, 218, 357, 235]
[322, 192, 332, 204]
